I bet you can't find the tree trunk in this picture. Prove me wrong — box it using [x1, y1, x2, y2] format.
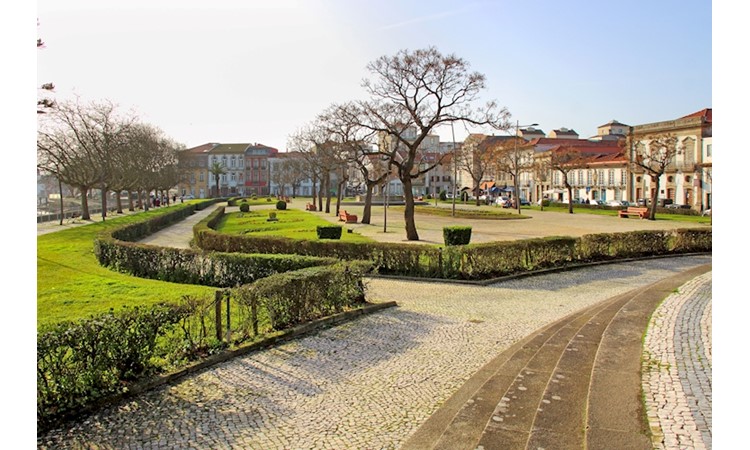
[566, 184, 573, 214]
[116, 190, 123, 214]
[58, 177, 64, 226]
[324, 175, 331, 213]
[515, 177, 522, 215]
[474, 182, 481, 206]
[361, 183, 374, 224]
[402, 177, 419, 241]
[101, 187, 107, 221]
[648, 175, 660, 220]
[80, 187, 91, 220]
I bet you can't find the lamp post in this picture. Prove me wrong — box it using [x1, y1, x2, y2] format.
[451, 122, 457, 217]
[514, 121, 538, 212]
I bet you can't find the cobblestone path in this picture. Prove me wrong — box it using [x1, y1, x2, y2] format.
[643, 271, 712, 449]
[38, 256, 711, 449]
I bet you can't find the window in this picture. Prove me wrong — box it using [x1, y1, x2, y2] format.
[587, 170, 592, 185]
[598, 170, 605, 186]
[199, 172, 204, 182]
[222, 157, 227, 167]
[608, 169, 614, 186]
[621, 170, 626, 185]
[221, 174, 226, 183]
[231, 173, 236, 182]
[253, 159, 259, 169]
[706, 144, 712, 157]
[231, 157, 236, 167]
[261, 160, 267, 170]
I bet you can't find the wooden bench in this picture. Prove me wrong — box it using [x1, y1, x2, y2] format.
[305, 203, 317, 211]
[339, 210, 358, 223]
[618, 206, 649, 219]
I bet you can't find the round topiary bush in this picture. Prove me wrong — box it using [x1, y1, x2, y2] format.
[239, 202, 250, 212]
[276, 200, 287, 210]
[443, 226, 472, 246]
[439, 190, 447, 201]
[266, 197, 272, 202]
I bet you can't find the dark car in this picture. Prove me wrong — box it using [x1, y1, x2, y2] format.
[519, 198, 531, 206]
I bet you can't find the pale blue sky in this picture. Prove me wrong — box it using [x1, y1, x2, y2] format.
[34, 0, 712, 149]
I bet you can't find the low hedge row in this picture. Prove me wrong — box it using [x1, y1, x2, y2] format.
[194, 207, 712, 280]
[38, 260, 373, 429]
[94, 202, 337, 287]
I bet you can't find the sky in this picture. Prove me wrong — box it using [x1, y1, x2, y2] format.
[31, 0, 714, 151]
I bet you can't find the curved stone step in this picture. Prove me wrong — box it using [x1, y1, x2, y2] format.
[402, 264, 712, 450]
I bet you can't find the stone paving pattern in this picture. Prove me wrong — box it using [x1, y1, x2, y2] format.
[642, 271, 712, 449]
[38, 255, 711, 449]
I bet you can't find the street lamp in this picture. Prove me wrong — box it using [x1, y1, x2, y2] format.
[514, 121, 538, 211]
[451, 122, 458, 217]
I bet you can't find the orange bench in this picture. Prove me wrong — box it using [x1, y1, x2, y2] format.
[339, 210, 358, 223]
[305, 203, 317, 211]
[618, 206, 649, 219]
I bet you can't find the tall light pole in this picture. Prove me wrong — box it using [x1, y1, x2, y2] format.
[514, 121, 538, 213]
[451, 122, 458, 217]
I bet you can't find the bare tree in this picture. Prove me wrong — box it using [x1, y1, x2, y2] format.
[37, 99, 135, 220]
[457, 134, 498, 206]
[625, 133, 684, 220]
[345, 47, 510, 240]
[547, 145, 586, 214]
[492, 136, 532, 214]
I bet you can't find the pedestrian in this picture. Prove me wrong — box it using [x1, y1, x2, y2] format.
[180, 195, 184, 203]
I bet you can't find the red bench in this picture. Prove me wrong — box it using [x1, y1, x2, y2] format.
[618, 206, 649, 219]
[339, 210, 358, 223]
[305, 203, 317, 211]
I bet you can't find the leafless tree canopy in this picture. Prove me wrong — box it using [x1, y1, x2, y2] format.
[348, 47, 511, 240]
[625, 133, 684, 219]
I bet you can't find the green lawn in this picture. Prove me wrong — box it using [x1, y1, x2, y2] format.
[533, 204, 712, 223]
[390, 204, 529, 220]
[215, 208, 375, 242]
[37, 209, 215, 328]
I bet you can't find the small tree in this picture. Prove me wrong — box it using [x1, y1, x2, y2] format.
[625, 132, 683, 220]
[548, 144, 586, 214]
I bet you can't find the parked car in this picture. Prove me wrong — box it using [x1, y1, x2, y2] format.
[665, 203, 691, 209]
[519, 198, 531, 206]
[702, 208, 712, 217]
[495, 196, 510, 207]
[608, 200, 629, 207]
[183, 194, 195, 200]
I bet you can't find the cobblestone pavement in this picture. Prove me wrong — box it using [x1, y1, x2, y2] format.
[643, 271, 712, 449]
[38, 255, 711, 449]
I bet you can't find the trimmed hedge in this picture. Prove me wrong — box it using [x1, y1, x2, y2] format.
[444, 226, 472, 246]
[234, 261, 371, 330]
[194, 206, 712, 280]
[239, 202, 250, 212]
[276, 200, 287, 210]
[317, 225, 343, 240]
[38, 261, 374, 429]
[37, 304, 188, 428]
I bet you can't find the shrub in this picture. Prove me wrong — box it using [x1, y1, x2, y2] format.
[268, 211, 278, 222]
[439, 190, 447, 201]
[239, 202, 250, 212]
[37, 304, 187, 427]
[317, 225, 343, 240]
[276, 200, 287, 210]
[237, 261, 372, 330]
[251, 194, 258, 200]
[266, 197, 272, 202]
[444, 226, 472, 246]
[426, 194, 432, 200]
[541, 199, 551, 207]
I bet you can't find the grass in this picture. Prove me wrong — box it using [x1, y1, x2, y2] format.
[389, 204, 529, 220]
[215, 208, 375, 242]
[37, 208, 216, 328]
[532, 204, 712, 223]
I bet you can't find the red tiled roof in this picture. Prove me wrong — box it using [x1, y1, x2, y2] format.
[182, 143, 218, 154]
[679, 108, 712, 123]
